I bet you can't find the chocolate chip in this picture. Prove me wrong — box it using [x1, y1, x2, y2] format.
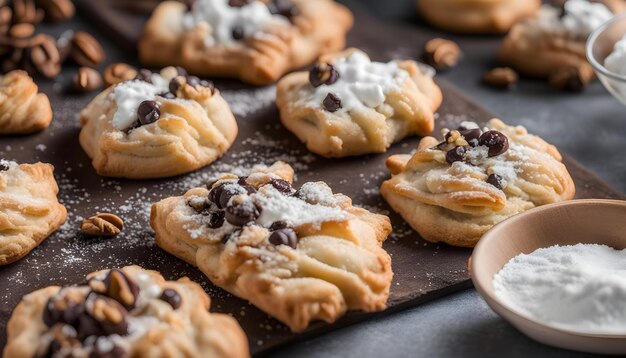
[89, 344, 126, 358]
[83, 292, 129, 337]
[157, 92, 176, 99]
[323, 93, 341, 112]
[225, 200, 260, 226]
[43, 292, 85, 327]
[187, 197, 209, 212]
[185, 75, 215, 93]
[478, 130, 509, 157]
[215, 185, 243, 209]
[135, 68, 153, 83]
[269, 228, 298, 249]
[0, 162, 9, 171]
[159, 289, 182, 309]
[232, 26, 244, 40]
[269, 221, 290, 231]
[267, 0, 299, 19]
[237, 177, 257, 194]
[169, 77, 183, 95]
[268, 178, 293, 194]
[309, 63, 339, 87]
[175, 66, 188, 76]
[458, 128, 482, 144]
[487, 173, 505, 189]
[445, 146, 466, 164]
[137, 100, 160, 126]
[228, 0, 250, 7]
[207, 210, 225, 229]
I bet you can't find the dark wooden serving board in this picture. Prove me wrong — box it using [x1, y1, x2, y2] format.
[1, 1, 624, 355]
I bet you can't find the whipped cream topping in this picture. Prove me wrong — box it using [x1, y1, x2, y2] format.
[605, 33, 626, 76]
[309, 51, 409, 112]
[110, 75, 169, 130]
[537, 0, 612, 38]
[182, 0, 288, 45]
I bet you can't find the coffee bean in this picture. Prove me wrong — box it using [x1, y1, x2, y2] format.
[225, 200, 260, 227]
[30, 34, 61, 78]
[71, 31, 105, 67]
[309, 63, 339, 87]
[269, 221, 290, 231]
[268, 178, 293, 194]
[458, 128, 481, 143]
[135, 68, 153, 83]
[9, 23, 35, 39]
[269, 228, 298, 249]
[137, 100, 160, 126]
[487, 174, 504, 189]
[445, 146, 466, 164]
[40, 0, 76, 23]
[169, 77, 183, 95]
[73, 66, 102, 92]
[323, 93, 341, 112]
[232, 26, 244, 40]
[0, 162, 9, 171]
[103, 63, 137, 87]
[207, 210, 225, 229]
[159, 289, 182, 310]
[478, 130, 509, 157]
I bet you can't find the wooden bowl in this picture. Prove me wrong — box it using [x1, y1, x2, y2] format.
[471, 199, 626, 355]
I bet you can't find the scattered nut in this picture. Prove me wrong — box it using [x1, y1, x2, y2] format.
[73, 66, 102, 92]
[81, 213, 124, 237]
[103, 63, 137, 87]
[482, 67, 518, 89]
[424, 38, 461, 70]
[549, 66, 593, 92]
[89, 269, 140, 309]
[70, 31, 105, 67]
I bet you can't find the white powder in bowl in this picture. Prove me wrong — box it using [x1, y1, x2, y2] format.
[493, 243, 626, 334]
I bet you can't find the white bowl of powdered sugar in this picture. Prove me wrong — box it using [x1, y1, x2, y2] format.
[588, 12, 626, 105]
[471, 199, 626, 355]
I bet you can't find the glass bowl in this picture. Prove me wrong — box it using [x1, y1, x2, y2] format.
[587, 13, 626, 106]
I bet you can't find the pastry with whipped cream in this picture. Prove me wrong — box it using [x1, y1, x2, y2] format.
[381, 119, 575, 248]
[3, 265, 249, 358]
[0, 160, 67, 265]
[417, 0, 541, 34]
[276, 48, 442, 157]
[0, 70, 53, 134]
[139, 0, 353, 85]
[498, 0, 624, 83]
[79, 66, 238, 179]
[150, 161, 393, 332]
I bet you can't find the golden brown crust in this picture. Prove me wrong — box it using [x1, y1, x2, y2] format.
[139, 0, 353, 85]
[418, 0, 541, 34]
[0, 162, 67, 265]
[150, 162, 393, 332]
[276, 48, 442, 158]
[0, 70, 53, 134]
[79, 69, 238, 179]
[3, 266, 249, 358]
[381, 119, 575, 247]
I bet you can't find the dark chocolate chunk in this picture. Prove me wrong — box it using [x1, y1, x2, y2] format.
[169, 77, 183, 94]
[478, 130, 509, 157]
[458, 128, 482, 143]
[267, 178, 293, 194]
[82, 293, 129, 337]
[237, 177, 257, 195]
[0, 162, 9, 171]
[323, 93, 341, 112]
[159, 288, 182, 310]
[487, 173, 505, 189]
[445, 146, 466, 164]
[269, 228, 298, 249]
[232, 26, 245, 40]
[309, 63, 339, 87]
[213, 184, 244, 209]
[207, 210, 226, 229]
[43, 293, 85, 328]
[269, 220, 290, 231]
[137, 100, 160, 126]
[175, 66, 188, 76]
[185, 75, 215, 93]
[225, 200, 260, 226]
[100, 269, 141, 309]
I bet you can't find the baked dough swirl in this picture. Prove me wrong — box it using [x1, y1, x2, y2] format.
[276, 49, 442, 157]
[79, 68, 238, 179]
[4, 265, 249, 358]
[139, 0, 353, 85]
[0, 70, 53, 134]
[151, 162, 393, 332]
[381, 119, 575, 247]
[0, 161, 67, 265]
